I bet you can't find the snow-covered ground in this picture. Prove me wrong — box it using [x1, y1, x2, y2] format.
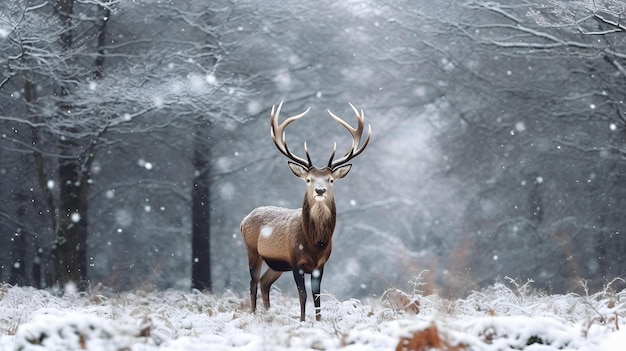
[0, 281, 624, 350]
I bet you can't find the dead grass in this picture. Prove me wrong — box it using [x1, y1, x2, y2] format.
[396, 323, 466, 351]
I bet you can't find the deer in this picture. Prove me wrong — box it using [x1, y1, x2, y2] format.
[240, 101, 371, 322]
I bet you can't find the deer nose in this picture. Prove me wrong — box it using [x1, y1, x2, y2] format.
[315, 187, 326, 195]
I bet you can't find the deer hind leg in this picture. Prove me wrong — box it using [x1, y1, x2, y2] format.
[260, 267, 283, 310]
[248, 254, 263, 313]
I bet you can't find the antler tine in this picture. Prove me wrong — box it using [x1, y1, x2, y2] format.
[327, 103, 372, 169]
[328, 141, 337, 167]
[270, 101, 313, 168]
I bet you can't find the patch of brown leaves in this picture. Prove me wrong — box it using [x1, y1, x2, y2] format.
[396, 324, 466, 351]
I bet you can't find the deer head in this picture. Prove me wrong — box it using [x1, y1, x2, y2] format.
[270, 101, 371, 203]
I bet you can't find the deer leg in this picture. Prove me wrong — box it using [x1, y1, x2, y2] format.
[293, 268, 307, 322]
[311, 266, 324, 321]
[260, 267, 282, 310]
[248, 255, 263, 313]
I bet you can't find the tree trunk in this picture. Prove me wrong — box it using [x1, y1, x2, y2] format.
[9, 204, 27, 286]
[51, 0, 88, 289]
[32, 241, 42, 289]
[53, 140, 85, 287]
[191, 130, 212, 291]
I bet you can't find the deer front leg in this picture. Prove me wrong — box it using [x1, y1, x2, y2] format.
[293, 268, 307, 321]
[311, 266, 324, 321]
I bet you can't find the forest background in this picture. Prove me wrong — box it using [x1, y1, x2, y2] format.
[1, 0, 625, 299]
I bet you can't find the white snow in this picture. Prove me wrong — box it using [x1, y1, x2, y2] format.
[246, 100, 263, 115]
[70, 212, 81, 223]
[0, 282, 624, 350]
[152, 95, 164, 109]
[114, 209, 133, 227]
[205, 74, 217, 86]
[273, 70, 292, 91]
[260, 225, 273, 238]
[218, 182, 235, 200]
[138, 159, 153, 170]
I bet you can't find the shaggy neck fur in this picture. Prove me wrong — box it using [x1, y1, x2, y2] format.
[302, 195, 336, 248]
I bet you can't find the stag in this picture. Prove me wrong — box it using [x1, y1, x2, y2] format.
[240, 101, 371, 321]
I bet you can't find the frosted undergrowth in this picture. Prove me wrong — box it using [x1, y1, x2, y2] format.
[0, 279, 624, 350]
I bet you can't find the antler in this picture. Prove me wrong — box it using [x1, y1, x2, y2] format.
[270, 101, 313, 169]
[327, 103, 371, 169]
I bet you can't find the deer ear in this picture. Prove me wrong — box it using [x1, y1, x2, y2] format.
[288, 161, 309, 178]
[332, 164, 352, 179]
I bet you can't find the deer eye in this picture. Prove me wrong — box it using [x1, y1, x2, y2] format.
[306, 178, 311, 183]
[329, 178, 334, 184]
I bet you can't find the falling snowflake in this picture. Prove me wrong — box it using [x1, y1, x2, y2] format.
[71, 213, 81, 223]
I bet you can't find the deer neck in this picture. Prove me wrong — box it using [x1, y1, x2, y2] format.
[301, 195, 336, 249]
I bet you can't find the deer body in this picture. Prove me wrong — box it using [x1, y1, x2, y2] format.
[241, 102, 370, 321]
[243, 203, 334, 273]
[241, 202, 334, 321]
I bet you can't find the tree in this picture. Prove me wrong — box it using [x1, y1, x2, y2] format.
[0, 0, 112, 288]
[412, 0, 626, 291]
[1, 0, 248, 291]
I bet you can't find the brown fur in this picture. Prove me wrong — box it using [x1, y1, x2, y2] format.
[241, 203, 334, 273]
[302, 188, 336, 248]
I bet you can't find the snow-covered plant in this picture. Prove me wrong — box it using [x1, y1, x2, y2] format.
[13, 313, 119, 351]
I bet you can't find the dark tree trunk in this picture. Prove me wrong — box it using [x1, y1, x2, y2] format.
[93, 6, 110, 80]
[191, 131, 212, 291]
[52, 135, 91, 288]
[77, 172, 89, 281]
[32, 241, 42, 289]
[51, 0, 88, 289]
[9, 205, 27, 286]
[9, 229, 26, 286]
[8, 190, 30, 286]
[53, 141, 85, 287]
